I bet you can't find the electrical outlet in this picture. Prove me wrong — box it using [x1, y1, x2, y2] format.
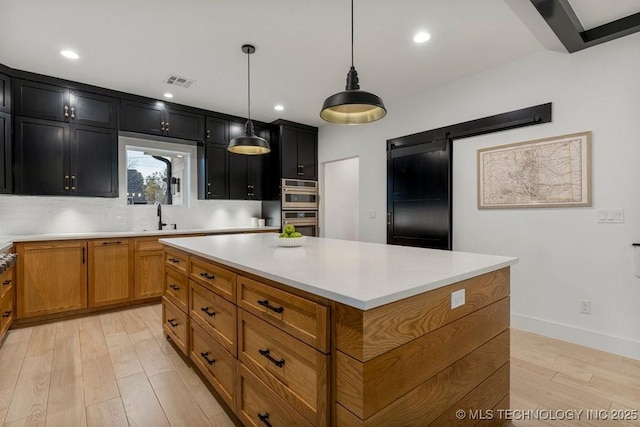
[368, 211, 376, 219]
[580, 299, 591, 315]
[451, 289, 465, 309]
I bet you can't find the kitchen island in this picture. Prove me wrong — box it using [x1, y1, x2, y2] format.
[160, 233, 517, 426]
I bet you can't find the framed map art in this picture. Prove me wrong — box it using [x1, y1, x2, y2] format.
[477, 131, 592, 208]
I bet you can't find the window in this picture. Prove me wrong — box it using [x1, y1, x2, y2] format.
[126, 147, 188, 206]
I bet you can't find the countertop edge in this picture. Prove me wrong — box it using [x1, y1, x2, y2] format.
[160, 237, 518, 310]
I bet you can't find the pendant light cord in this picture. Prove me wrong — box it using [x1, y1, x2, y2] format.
[247, 51, 251, 122]
[351, 0, 354, 67]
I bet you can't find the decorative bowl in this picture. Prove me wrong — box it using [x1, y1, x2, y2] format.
[274, 235, 306, 247]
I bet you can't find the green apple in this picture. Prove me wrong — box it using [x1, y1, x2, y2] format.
[290, 232, 303, 238]
[283, 224, 296, 235]
[279, 232, 288, 238]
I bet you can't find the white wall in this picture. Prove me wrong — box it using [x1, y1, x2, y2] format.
[322, 157, 359, 241]
[0, 136, 261, 235]
[318, 33, 640, 359]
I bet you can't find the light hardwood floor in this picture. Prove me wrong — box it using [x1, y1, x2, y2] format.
[0, 305, 638, 426]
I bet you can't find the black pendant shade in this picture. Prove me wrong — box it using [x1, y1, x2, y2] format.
[320, 0, 386, 124]
[228, 44, 270, 155]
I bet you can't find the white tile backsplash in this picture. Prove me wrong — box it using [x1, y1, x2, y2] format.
[0, 194, 261, 236]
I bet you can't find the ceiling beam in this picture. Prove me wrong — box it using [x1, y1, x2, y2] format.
[530, 0, 640, 53]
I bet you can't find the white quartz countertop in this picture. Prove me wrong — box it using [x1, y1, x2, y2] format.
[160, 233, 518, 310]
[0, 242, 11, 253]
[0, 226, 279, 248]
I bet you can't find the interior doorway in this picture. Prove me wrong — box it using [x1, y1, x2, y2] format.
[323, 157, 359, 241]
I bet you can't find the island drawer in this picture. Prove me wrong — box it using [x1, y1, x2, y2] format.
[190, 321, 235, 410]
[162, 297, 188, 355]
[0, 267, 13, 299]
[239, 310, 327, 426]
[164, 268, 188, 313]
[1, 286, 14, 334]
[165, 248, 188, 274]
[237, 275, 329, 353]
[189, 280, 237, 356]
[237, 363, 313, 427]
[134, 237, 163, 252]
[189, 257, 236, 302]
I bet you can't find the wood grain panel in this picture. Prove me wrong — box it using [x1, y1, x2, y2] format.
[430, 362, 509, 427]
[336, 268, 510, 361]
[237, 363, 313, 427]
[189, 279, 237, 356]
[134, 250, 164, 299]
[164, 247, 188, 275]
[189, 321, 235, 410]
[238, 309, 328, 426]
[16, 241, 87, 318]
[88, 239, 134, 307]
[474, 394, 510, 427]
[337, 297, 510, 419]
[189, 256, 237, 302]
[336, 330, 509, 426]
[237, 275, 329, 353]
[134, 237, 163, 252]
[162, 297, 188, 355]
[164, 268, 188, 313]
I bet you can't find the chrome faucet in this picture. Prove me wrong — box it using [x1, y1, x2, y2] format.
[156, 202, 167, 230]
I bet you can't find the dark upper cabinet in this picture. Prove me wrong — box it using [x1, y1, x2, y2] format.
[0, 73, 10, 114]
[228, 121, 266, 200]
[14, 117, 118, 197]
[14, 79, 117, 128]
[275, 123, 318, 180]
[120, 100, 203, 142]
[0, 112, 11, 193]
[204, 144, 229, 199]
[205, 117, 228, 145]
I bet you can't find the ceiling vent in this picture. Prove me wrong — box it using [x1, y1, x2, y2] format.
[164, 74, 195, 88]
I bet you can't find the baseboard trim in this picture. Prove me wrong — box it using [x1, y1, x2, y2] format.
[511, 313, 640, 361]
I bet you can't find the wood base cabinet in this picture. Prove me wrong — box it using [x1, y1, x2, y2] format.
[0, 260, 15, 340]
[16, 241, 88, 318]
[89, 238, 133, 307]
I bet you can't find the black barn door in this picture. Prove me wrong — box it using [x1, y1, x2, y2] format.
[387, 139, 452, 249]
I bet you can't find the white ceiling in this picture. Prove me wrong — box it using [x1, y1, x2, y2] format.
[0, 0, 603, 127]
[570, 0, 640, 30]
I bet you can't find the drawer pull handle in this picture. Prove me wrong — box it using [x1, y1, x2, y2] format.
[258, 348, 285, 368]
[200, 351, 215, 365]
[200, 272, 215, 280]
[257, 413, 273, 427]
[2, 280, 10, 285]
[167, 319, 178, 327]
[168, 258, 180, 263]
[101, 241, 122, 245]
[2, 310, 11, 318]
[169, 284, 180, 291]
[257, 300, 284, 314]
[200, 307, 216, 317]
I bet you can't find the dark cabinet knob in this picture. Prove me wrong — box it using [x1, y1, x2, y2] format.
[167, 319, 178, 327]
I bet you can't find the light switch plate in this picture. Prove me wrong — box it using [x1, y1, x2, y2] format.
[451, 289, 465, 309]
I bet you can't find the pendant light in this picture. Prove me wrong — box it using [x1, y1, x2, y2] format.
[320, 0, 386, 125]
[228, 44, 271, 155]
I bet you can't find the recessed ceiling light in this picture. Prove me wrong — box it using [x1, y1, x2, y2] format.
[59, 49, 79, 59]
[413, 32, 431, 44]
[164, 93, 174, 99]
[274, 105, 284, 111]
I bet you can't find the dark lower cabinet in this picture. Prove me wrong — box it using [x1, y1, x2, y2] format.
[204, 144, 229, 199]
[14, 117, 118, 197]
[120, 100, 203, 142]
[0, 112, 11, 193]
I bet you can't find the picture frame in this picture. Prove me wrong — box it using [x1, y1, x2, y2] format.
[477, 131, 592, 209]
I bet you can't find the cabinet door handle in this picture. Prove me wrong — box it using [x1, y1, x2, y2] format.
[2, 310, 11, 318]
[71, 175, 76, 191]
[70, 106, 76, 119]
[206, 129, 211, 139]
[64, 105, 69, 118]
[257, 299, 284, 314]
[167, 319, 178, 327]
[257, 413, 273, 427]
[161, 121, 165, 132]
[300, 164, 304, 176]
[101, 241, 122, 245]
[169, 284, 180, 291]
[200, 351, 215, 365]
[165, 122, 169, 133]
[168, 258, 179, 263]
[2, 280, 11, 285]
[199, 272, 215, 280]
[65, 175, 70, 190]
[82, 247, 86, 264]
[387, 212, 392, 225]
[200, 307, 216, 317]
[258, 348, 285, 368]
